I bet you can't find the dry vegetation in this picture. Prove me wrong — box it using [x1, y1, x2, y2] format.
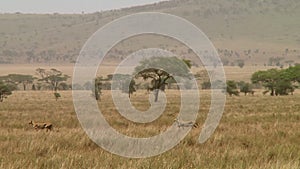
[1, 0, 300, 168]
[0, 90, 299, 168]
[0, 0, 300, 65]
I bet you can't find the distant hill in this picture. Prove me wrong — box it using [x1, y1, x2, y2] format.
[0, 0, 299, 66]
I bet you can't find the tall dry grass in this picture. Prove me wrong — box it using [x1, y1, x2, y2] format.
[0, 90, 299, 169]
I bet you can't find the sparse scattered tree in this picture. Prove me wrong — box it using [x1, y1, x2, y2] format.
[94, 77, 103, 101]
[36, 68, 70, 92]
[0, 81, 15, 102]
[251, 65, 300, 96]
[226, 80, 239, 96]
[54, 92, 61, 101]
[0, 74, 35, 90]
[238, 81, 254, 95]
[236, 59, 245, 68]
[134, 57, 192, 102]
[251, 69, 280, 96]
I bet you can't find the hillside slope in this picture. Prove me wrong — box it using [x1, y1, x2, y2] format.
[0, 0, 299, 65]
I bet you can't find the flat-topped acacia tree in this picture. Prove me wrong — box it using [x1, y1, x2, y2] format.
[251, 64, 300, 96]
[36, 68, 70, 92]
[0, 74, 35, 91]
[134, 56, 192, 102]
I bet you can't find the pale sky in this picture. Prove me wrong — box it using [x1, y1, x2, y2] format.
[0, 0, 169, 14]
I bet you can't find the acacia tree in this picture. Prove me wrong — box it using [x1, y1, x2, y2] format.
[275, 67, 296, 95]
[134, 57, 192, 102]
[251, 66, 299, 96]
[274, 80, 294, 95]
[1, 74, 35, 90]
[127, 79, 137, 98]
[285, 64, 300, 83]
[251, 69, 281, 96]
[36, 68, 70, 92]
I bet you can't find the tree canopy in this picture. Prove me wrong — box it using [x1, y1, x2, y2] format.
[0, 74, 35, 90]
[251, 65, 300, 96]
[226, 80, 239, 96]
[238, 81, 254, 96]
[36, 68, 70, 92]
[134, 56, 192, 102]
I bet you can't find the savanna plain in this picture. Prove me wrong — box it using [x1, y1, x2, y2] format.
[0, 88, 299, 169]
[1, 0, 300, 168]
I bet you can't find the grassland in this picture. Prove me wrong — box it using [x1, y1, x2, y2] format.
[0, 90, 299, 169]
[1, 0, 300, 168]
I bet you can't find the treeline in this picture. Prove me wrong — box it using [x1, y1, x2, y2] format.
[0, 68, 70, 102]
[1, 63, 300, 102]
[251, 64, 300, 96]
[0, 68, 70, 92]
[219, 64, 300, 96]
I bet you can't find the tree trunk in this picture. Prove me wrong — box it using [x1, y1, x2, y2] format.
[154, 89, 159, 102]
[54, 82, 58, 92]
[32, 84, 36, 91]
[95, 88, 100, 101]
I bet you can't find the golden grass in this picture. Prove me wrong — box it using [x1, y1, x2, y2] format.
[0, 90, 299, 168]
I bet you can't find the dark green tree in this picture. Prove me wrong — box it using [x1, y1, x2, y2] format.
[134, 57, 192, 102]
[274, 80, 294, 95]
[226, 80, 239, 96]
[285, 64, 300, 83]
[251, 69, 281, 96]
[0, 81, 15, 102]
[251, 67, 298, 96]
[238, 81, 254, 96]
